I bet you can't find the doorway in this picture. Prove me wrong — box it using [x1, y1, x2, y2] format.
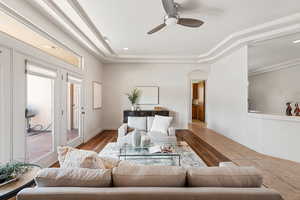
[63, 72, 84, 146]
[67, 81, 81, 142]
[191, 80, 206, 127]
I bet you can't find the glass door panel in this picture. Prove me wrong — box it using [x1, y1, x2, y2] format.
[67, 82, 81, 142]
[26, 63, 56, 162]
[66, 73, 83, 145]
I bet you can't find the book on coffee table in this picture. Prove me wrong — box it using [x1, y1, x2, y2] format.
[149, 146, 161, 154]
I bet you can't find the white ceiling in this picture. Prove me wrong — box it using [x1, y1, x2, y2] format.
[249, 32, 300, 70]
[25, 0, 300, 63]
[77, 0, 300, 56]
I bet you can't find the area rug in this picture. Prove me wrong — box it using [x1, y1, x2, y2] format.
[99, 141, 207, 167]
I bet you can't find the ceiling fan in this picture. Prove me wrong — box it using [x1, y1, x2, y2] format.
[147, 0, 204, 34]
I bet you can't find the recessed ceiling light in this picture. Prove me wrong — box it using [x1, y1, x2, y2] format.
[103, 36, 110, 44]
[293, 39, 300, 44]
[123, 47, 129, 50]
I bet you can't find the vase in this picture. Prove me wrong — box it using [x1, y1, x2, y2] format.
[131, 105, 135, 111]
[132, 130, 141, 147]
[141, 135, 151, 147]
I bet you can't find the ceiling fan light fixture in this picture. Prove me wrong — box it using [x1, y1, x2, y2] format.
[165, 16, 178, 26]
[103, 36, 110, 44]
[147, 0, 204, 34]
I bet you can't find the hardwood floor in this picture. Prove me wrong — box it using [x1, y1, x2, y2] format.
[50, 127, 300, 200]
[52, 129, 228, 168]
[176, 130, 230, 166]
[189, 123, 300, 200]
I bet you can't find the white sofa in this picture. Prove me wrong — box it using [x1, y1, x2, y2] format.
[17, 164, 283, 200]
[117, 116, 176, 146]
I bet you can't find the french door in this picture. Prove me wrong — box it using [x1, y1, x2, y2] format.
[24, 62, 84, 166]
[61, 71, 84, 147]
[25, 61, 59, 166]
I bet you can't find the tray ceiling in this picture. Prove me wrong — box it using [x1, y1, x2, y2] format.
[26, 0, 300, 63]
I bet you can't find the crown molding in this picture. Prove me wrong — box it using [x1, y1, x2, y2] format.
[103, 13, 300, 64]
[249, 58, 300, 76]
[31, 0, 109, 57]
[40, 0, 106, 56]
[66, 0, 115, 55]
[3, 0, 300, 64]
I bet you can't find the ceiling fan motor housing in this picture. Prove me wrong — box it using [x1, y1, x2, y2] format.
[164, 15, 178, 26]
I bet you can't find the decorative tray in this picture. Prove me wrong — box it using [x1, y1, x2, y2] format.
[0, 177, 18, 187]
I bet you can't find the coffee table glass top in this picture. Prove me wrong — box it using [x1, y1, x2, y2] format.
[119, 144, 181, 166]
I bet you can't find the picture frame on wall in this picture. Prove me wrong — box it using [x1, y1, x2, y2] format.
[136, 86, 159, 105]
[93, 81, 102, 110]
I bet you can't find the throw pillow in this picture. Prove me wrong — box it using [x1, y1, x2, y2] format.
[150, 115, 173, 135]
[57, 146, 106, 169]
[128, 117, 147, 131]
[57, 146, 72, 166]
[99, 156, 120, 169]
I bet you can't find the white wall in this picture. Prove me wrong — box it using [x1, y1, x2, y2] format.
[247, 113, 300, 162]
[249, 65, 300, 115]
[0, 0, 103, 163]
[0, 46, 12, 163]
[206, 45, 300, 162]
[103, 63, 209, 129]
[84, 57, 104, 141]
[206, 46, 249, 144]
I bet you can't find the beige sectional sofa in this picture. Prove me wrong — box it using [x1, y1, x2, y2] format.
[17, 164, 283, 200]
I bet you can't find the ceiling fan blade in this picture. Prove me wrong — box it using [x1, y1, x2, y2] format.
[177, 18, 204, 28]
[147, 23, 167, 34]
[162, 0, 177, 16]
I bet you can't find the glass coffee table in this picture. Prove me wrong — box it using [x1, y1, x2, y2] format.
[119, 144, 181, 166]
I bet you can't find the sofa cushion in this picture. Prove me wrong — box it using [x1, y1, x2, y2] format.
[128, 117, 147, 131]
[35, 168, 111, 187]
[187, 167, 263, 188]
[147, 117, 154, 132]
[112, 165, 186, 187]
[148, 131, 168, 137]
[151, 115, 172, 134]
[57, 146, 106, 169]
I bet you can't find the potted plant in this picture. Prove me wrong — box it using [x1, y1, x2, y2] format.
[126, 88, 141, 111]
[0, 162, 39, 186]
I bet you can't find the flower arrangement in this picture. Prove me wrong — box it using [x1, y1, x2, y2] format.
[0, 162, 38, 186]
[125, 88, 141, 110]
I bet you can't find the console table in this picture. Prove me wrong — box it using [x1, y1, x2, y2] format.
[123, 110, 169, 123]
